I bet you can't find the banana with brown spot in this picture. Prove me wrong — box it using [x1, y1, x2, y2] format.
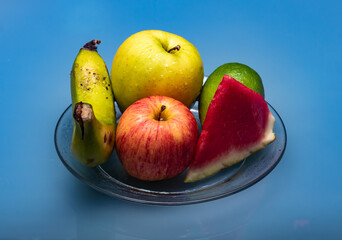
[70, 40, 116, 167]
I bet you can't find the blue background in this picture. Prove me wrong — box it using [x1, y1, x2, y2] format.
[1, 0, 341, 239]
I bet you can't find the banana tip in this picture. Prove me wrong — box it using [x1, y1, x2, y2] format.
[82, 39, 101, 52]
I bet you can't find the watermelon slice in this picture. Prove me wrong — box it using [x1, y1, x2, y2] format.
[185, 75, 275, 183]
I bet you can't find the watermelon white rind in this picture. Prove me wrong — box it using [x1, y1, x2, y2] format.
[185, 75, 276, 183]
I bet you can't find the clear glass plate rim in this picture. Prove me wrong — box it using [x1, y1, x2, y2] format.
[54, 101, 287, 206]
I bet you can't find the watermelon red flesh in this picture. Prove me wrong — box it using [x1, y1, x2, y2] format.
[185, 75, 275, 182]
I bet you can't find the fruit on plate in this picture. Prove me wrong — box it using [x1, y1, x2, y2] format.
[111, 30, 204, 112]
[185, 75, 275, 183]
[116, 96, 199, 181]
[199, 62, 264, 125]
[70, 40, 116, 167]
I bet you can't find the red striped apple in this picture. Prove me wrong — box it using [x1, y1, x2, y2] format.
[116, 95, 199, 181]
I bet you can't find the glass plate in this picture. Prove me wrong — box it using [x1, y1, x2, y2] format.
[54, 101, 286, 205]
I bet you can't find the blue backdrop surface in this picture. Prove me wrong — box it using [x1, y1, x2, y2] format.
[1, 0, 341, 239]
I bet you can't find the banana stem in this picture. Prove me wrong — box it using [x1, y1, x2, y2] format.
[73, 102, 93, 139]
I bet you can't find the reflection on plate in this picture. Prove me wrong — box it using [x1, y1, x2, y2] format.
[54, 101, 286, 205]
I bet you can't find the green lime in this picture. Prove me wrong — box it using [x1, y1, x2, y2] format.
[199, 62, 265, 125]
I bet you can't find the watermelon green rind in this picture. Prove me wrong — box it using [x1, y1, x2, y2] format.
[185, 75, 275, 183]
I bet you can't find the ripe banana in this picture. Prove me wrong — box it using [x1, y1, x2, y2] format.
[70, 40, 116, 167]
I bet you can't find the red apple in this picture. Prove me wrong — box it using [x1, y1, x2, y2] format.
[116, 95, 199, 181]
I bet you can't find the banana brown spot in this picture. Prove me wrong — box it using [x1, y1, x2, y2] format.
[104, 134, 107, 143]
[87, 158, 94, 164]
[73, 102, 85, 140]
[106, 132, 113, 145]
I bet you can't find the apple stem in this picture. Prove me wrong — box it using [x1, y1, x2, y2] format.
[82, 39, 101, 52]
[167, 45, 181, 53]
[158, 105, 166, 121]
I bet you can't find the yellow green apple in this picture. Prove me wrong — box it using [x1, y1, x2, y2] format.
[111, 30, 204, 112]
